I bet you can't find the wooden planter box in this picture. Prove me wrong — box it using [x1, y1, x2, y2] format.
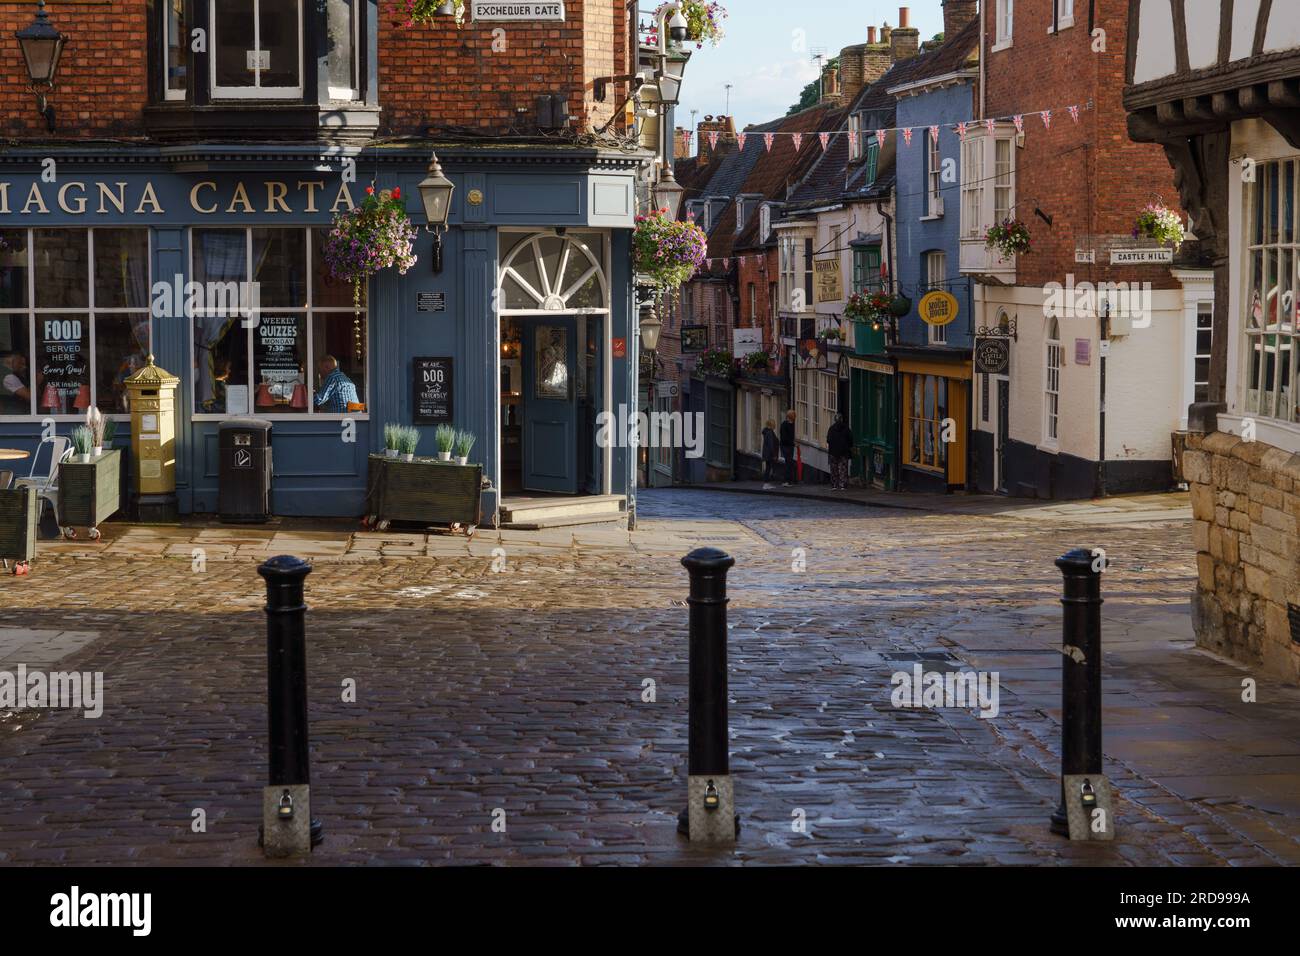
[0, 486, 38, 564]
[57, 448, 123, 538]
[364, 454, 483, 533]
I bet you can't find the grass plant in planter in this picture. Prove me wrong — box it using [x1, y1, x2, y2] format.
[397, 426, 420, 462]
[71, 426, 94, 463]
[383, 423, 402, 458]
[454, 430, 476, 466]
[435, 424, 456, 462]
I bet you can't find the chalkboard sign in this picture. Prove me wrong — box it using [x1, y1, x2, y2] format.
[413, 356, 453, 424]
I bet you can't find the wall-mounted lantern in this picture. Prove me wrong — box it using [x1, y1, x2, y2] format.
[15, 0, 67, 132]
[417, 151, 455, 274]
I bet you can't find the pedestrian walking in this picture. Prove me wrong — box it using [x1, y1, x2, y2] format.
[761, 419, 780, 488]
[779, 410, 797, 487]
[827, 414, 854, 491]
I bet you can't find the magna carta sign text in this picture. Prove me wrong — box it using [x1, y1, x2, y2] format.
[0, 178, 363, 217]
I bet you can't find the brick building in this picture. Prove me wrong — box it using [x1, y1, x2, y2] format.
[966, 0, 1209, 498]
[0, 1, 668, 528]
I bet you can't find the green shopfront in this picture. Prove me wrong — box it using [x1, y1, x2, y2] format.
[0, 144, 643, 522]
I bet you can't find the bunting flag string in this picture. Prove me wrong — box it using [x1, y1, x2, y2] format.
[984, 117, 996, 135]
[737, 132, 747, 151]
[819, 131, 830, 150]
[1068, 104, 1080, 124]
[929, 125, 940, 145]
[708, 130, 720, 150]
[955, 121, 968, 141]
[875, 128, 887, 148]
[791, 132, 803, 151]
[1041, 110, 1052, 130]
[1012, 114, 1024, 134]
[763, 132, 775, 151]
[901, 126, 913, 146]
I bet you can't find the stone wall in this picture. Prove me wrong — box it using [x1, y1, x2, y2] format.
[1182, 430, 1300, 683]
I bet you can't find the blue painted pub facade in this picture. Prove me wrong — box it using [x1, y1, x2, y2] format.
[0, 144, 642, 521]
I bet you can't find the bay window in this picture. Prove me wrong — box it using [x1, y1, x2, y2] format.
[0, 229, 151, 419]
[212, 0, 304, 98]
[904, 373, 948, 471]
[191, 227, 366, 418]
[1244, 158, 1299, 424]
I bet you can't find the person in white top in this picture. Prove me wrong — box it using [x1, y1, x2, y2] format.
[0, 352, 31, 415]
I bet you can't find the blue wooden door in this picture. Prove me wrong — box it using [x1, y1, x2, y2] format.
[522, 318, 579, 493]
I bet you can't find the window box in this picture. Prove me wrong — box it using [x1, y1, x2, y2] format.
[363, 455, 483, 534]
[57, 448, 122, 538]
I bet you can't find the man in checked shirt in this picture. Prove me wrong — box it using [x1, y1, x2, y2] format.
[313, 355, 359, 412]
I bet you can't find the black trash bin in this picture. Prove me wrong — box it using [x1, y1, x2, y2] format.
[219, 418, 273, 523]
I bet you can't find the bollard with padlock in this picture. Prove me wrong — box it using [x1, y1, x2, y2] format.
[1051, 548, 1112, 840]
[678, 547, 740, 844]
[257, 554, 323, 857]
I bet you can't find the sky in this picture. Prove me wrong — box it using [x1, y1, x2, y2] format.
[666, 0, 947, 135]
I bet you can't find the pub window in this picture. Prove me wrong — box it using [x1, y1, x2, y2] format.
[1244, 159, 1299, 424]
[905, 372, 948, 471]
[191, 227, 366, 418]
[326, 0, 362, 101]
[925, 251, 947, 345]
[211, 0, 305, 99]
[802, 238, 814, 308]
[0, 229, 151, 419]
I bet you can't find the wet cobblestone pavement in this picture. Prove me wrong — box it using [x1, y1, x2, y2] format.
[2, 490, 1298, 865]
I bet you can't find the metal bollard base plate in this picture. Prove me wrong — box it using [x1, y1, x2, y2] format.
[686, 774, 737, 845]
[1062, 774, 1114, 841]
[261, 784, 314, 858]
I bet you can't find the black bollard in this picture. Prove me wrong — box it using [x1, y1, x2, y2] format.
[258, 554, 322, 856]
[1050, 548, 1104, 836]
[678, 547, 739, 843]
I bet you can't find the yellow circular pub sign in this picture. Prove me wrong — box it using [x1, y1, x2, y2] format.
[919, 290, 960, 326]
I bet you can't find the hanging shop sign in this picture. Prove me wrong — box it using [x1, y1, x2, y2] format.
[919, 290, 960, 327]
[732, 327, 762, 359]
[413, 356, 454, 425]
[974, 337, 1010, 375]
[681, 325, 709, 353]
[814, 257, 843, 303]
[472, 1, 565, 20]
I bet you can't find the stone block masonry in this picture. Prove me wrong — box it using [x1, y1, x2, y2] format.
[1182, 431, 1300, 684]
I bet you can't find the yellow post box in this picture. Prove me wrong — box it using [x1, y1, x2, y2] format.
[124, 355, 180, 522]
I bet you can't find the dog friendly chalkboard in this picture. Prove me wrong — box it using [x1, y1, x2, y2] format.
[413, 357, 453, 424]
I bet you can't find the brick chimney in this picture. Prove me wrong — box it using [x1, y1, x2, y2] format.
[696, 115, 738, 164]
[819, 62, 841, 105]
[838, 25, 892, 103]
[891, 6, 920, 62]
[941, 0, 978, 37]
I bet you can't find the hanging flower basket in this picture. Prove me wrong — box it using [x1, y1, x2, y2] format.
[985, 219, 1032, 258]
[744, 350, 772, 371]
[1134, 202, 1186, 248]
[323, 185, 419, 314]
[634, 208, 708, 299]
[845, 290, 893, 324]
[652, 2, 728, 47]
[395, 0, 466, 27]
[696, 347, 734, 378]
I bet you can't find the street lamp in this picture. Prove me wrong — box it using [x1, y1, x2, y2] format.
[655, 52, 688, 107]
[652, 165, 685, 219]
[417, 151, 455, 274]
[15, 0, 67, 132]
[639, 301, 663, 353]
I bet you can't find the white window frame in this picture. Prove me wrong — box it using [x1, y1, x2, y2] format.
[759, 204, 772, 242]
[961, 126, 1017, 240]
[926, 133, 943, 218]
[211, 0, 305, 101]
[1049, 0, 1075, 33]
[1242, 158, 1299, 427]
[1194, 300, 1213, 404]
[1045, 316, 1061, 446]
[848, 113, 863, 163]
[325, 0, 362, 102]
[0, 228, 153, 422]
[926, 251, 948, 345]
[994, 0, 1014, 51]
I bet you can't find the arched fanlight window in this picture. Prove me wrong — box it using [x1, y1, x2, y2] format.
[498, 233, 609, 314]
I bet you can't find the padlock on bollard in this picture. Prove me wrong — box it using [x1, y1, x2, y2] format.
[679, 547, 740, 845]
[257, 555, 323, 858]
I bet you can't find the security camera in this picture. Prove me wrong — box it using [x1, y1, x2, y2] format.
[669, 10, 688, 42]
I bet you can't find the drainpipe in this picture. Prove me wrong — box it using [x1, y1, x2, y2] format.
[1099, 298, 1108, 498]
[978, 0, 986, 121]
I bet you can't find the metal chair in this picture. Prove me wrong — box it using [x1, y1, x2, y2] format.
[13, 435, 72, 529]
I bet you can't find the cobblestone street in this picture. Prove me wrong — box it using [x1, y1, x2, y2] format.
[2, 490, 1299, 866]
